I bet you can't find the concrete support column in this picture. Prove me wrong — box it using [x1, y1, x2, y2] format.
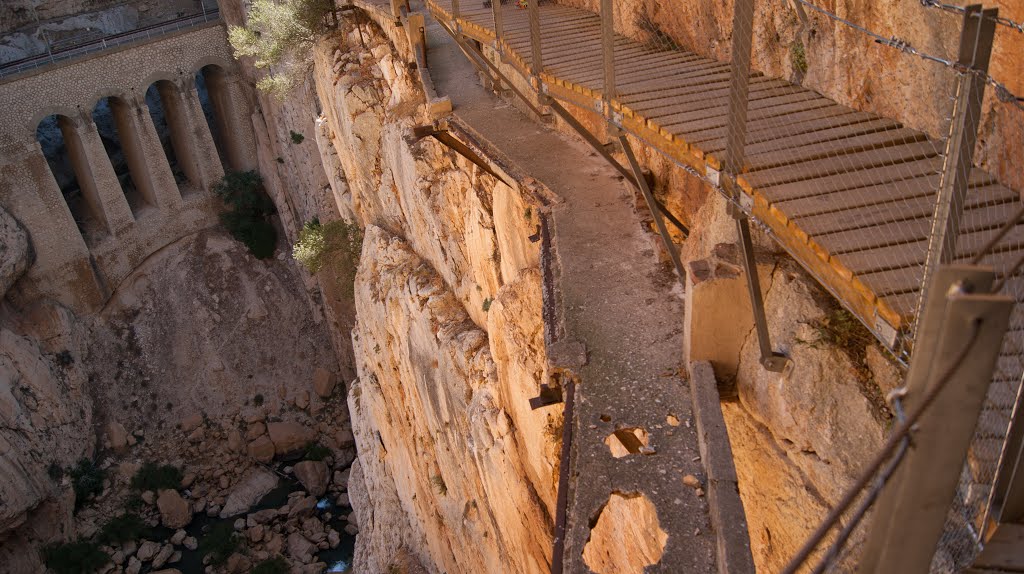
[203, 67, 258, 171]
[0, 143, 105, 311]
[113, 96, 183, 209]
[157, 78, 223, 193]
[60, 113, 135, 239]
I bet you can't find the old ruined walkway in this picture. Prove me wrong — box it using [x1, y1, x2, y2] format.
[414, 2, 727, 572]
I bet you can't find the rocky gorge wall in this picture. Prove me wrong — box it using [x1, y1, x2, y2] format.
[231, 4, 912, 573]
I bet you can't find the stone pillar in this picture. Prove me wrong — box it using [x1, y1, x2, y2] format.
[59, 113, 135, 239]
[157, 78, 223, 193]
[0, 143, 105, 311]
[111, 96, 182, 209]
[203, 67, 258, 172]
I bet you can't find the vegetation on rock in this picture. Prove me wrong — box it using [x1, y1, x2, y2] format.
[254, 555, 290, 574]
[227, 0, 335, 98]
[130, 462, 183, 491]
[214, 170, 278, 259]
[98, 513, 150, 544]
[42, 541, 108, 574]
[69, 458, 105, 510]
[292, 218, 363, 296]
[304, 442, 332, 462]
[199, 522, 240, 566]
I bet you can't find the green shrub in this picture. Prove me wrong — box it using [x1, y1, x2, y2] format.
[292, 218, 363, 296]
[289, 130, 305, 144]
[228, 0, 336, 98]
[254, 555, 290, 574]
[431, 474, 447, 496]
[482, 298, 493, 312]
[98, 513, 150, 544]
[213, 171, 278, 259]
[254, 393, 265, 406]
[69, 459, 105, 509]
[199, 522, 239, 566]
[42, 541, 108, 574]
[130, 462, 183, 491]
[47, 462, 64, 481]
[790, 40, 808, 75]
[304, 443, 332, 462]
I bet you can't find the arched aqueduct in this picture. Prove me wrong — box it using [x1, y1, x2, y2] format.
[0, 21, 258, 313]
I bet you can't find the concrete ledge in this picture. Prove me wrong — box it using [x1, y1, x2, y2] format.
[689, 360, 755, 574]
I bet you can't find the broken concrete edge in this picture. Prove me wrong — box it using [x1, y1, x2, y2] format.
[688, 360, 755, 574]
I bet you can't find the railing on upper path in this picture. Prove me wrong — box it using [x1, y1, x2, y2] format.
[0, 5, 222, 80]
[423, 0, 1024, 571]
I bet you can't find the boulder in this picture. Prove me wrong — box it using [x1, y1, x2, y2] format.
[287, 532, 316, 563]
[152, 544, 174, 568]
[312, 368, 337, 398]
[180, 413, 203, 433]
[220, 467, 279, 518]
[293, 460, 329, 497]
[267, 422, 315, 457]
[156, 489, 191, 528]
[247, 435, 275, 463]
[137, 540, 160, 562]
[288, 495, 317, 519]
[106, 421, 129, 453]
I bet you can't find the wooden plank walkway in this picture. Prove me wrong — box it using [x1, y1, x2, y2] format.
[425, 0, 1024, 348]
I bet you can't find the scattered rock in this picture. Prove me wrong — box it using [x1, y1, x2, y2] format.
[157, 489, 192, 528]
[294, 460, 329, 497]
[125, 557, 142, 574]
[682, 474, 701, 489]
[170, 530, 187, 545]
[141, 491, 156, 505]
[227, 429, 244, 453]
[335, 493, 350, 507]
[295, 390, 310, 410]
[183, 537, 198, 551]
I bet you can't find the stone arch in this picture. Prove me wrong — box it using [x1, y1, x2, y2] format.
[137, 70, 186, 96]
[27, 105, 80, 143]
[190, 54, 236, 77]
[85, 88, 131, 115]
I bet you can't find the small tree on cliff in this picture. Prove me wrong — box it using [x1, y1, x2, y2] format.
[292, 218, 363, 298]
[228, 0, 335, 98]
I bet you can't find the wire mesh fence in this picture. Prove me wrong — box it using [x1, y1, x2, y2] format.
[418, 0, 1024, 569]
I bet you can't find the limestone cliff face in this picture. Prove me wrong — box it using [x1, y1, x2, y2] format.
[349, 228, 553, 574]
[295, 17, 559, 573]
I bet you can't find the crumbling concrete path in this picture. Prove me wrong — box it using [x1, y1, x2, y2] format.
[422, 8, 717, 574]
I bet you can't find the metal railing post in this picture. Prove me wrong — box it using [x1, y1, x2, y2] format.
[722, 0, 789, 373]
[918, 4, 997, 322]
[527, 0, 543, 82]
[451, 0, 461, 38]
[860, 265, 1012, 573]
[490, 0, 504, 50]
[600, 0, 615, 115]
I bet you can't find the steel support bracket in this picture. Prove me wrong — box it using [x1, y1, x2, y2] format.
[528, 383, 564, 409]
